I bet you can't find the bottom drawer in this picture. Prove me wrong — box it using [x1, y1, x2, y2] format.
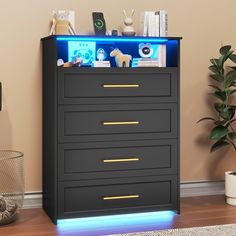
[58, 175, 178, 218]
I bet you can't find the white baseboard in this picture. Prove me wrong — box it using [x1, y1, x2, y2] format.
[23, 192, 42, 209]
[22, 181, 225, 209]
[180, 181, 225, 197]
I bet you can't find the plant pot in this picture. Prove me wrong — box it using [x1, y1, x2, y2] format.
[225, 171, 236, 206]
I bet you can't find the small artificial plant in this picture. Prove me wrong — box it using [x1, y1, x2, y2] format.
[198, 45, 236, 152]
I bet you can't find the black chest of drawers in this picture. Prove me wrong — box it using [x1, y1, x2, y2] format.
[42, 36, 181, 224]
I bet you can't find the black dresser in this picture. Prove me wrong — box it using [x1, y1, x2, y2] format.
[42, 35, 181, 224]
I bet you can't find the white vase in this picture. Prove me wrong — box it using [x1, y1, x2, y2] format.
[225, 171, 236, 206]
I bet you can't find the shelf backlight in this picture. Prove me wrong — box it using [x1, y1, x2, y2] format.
[56, 36, 169, 43]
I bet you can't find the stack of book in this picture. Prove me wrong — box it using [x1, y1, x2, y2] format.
[93, 61, 111, 67]
[137, 58, 159, 67]
[140, 10, 168, 37]
[131, 44, 166, 68]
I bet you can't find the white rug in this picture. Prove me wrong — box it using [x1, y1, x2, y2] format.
[110, 224, 236, 236]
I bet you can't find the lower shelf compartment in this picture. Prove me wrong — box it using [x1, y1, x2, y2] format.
[58, 175, 178, 219]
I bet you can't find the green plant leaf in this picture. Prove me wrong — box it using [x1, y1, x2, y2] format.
[210, 74, 224, 82]
[221, 108, 235, 120]
[210, 58, 219, 66]
[225, 89, 236, 96]
[229, 132, 236, 141]
[229, 54, 236, 63]
[209, 65, 220, 74]
[225, 69, 236, 88]
[208, 84, 222, 91]
[223, 50, 234, 62]
[210, 125, 229, 140]
[218, 55, 225, 69]
[197, 117, 216, 123]
[210, 140, 229, 152]
[214, 103, 225, 113]
[212, 91, 226, 101]
[220, 45, 231, 55]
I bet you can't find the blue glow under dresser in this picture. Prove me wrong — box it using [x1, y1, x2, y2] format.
[41, 35, 181, 224]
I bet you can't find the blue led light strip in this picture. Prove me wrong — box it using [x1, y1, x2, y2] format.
[57, 210, 176, 226]
[56, 36, 169, 43]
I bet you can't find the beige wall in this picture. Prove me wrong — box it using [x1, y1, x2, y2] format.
[0, 0, 236, 192]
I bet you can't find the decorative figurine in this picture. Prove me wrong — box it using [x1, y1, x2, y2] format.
[122, 9, 136, 36]
[110, 48, 132, 67]
[97, 48, 107, 61]
[49, 11, 76, 35]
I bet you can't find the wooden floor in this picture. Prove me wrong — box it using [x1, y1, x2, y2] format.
[0, 195, 236, 236]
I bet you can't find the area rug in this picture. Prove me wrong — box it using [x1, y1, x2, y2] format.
[110, 224, 236, 236]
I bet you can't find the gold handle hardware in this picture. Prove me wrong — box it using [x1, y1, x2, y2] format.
[103, 158, 140, 163]
[102, 84, 140, 88]
[103, 194, 140, 200]
[102, 121, 139, 126]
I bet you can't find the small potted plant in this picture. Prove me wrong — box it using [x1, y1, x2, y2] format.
[198, 45, 236, 205]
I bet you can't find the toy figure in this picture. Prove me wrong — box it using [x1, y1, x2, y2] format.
[122, 9, 136, 36]
[110, 48, 132, 67]
[97, 48, 107, 61]
[49, 11, 76, 35]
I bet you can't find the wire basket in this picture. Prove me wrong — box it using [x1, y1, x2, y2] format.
[0, 150, 24, 225]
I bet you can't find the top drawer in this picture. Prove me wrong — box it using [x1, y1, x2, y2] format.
[58, 67, 178, 104]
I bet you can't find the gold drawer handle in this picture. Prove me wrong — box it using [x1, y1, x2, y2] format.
[103, 195, 140, 200]
[103, 158, 140, 163]
[103, 84, 140, 88]
[102, 121, 139, 126]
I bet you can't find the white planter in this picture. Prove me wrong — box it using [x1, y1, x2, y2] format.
[225, 171, 236, 206]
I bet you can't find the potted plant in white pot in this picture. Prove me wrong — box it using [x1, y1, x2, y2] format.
[198, 45, 236, 205]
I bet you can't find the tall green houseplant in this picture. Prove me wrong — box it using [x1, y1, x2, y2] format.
[198, 45, 236, 152]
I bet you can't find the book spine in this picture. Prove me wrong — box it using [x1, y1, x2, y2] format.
[159, 10, 168, 37]
[148, 12, 153, 36]
[158, 45, 166, 67]
[141, 12, 149, 36]
[154, 11, 160, 37]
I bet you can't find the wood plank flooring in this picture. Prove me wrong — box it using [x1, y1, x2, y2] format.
[0, 195, 236, 236]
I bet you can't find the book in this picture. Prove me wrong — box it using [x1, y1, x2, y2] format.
[159, 10, 168, 36]
[93, 61, 111, 67]
[140, 11, 150, 36]
[158, 44, 166, 67]
[154, 12, 160, 37]
[140, 10, 168, 37]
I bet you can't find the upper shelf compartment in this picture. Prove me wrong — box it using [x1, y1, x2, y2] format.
[42, 35, 181, 68]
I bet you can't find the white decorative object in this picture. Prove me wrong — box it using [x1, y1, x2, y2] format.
[122, 9, 135, 36]
[96, 48, 106, 61]
[225, 171, 236, 205]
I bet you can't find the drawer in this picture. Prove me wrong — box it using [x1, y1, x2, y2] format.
[58, 139, 178, 181]
[58, 103, 178, 143]
[58, 175, 178, 218]
[58, 67, 178, 104]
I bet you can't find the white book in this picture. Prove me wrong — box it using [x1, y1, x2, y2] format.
[151, 12, 157, 37]
[148, 12, 154, 36]
[158, 45, 166, 67]
[140, 11, 150, 36]
[159, 10, 168, 37]
[154, 12, 160, 37]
